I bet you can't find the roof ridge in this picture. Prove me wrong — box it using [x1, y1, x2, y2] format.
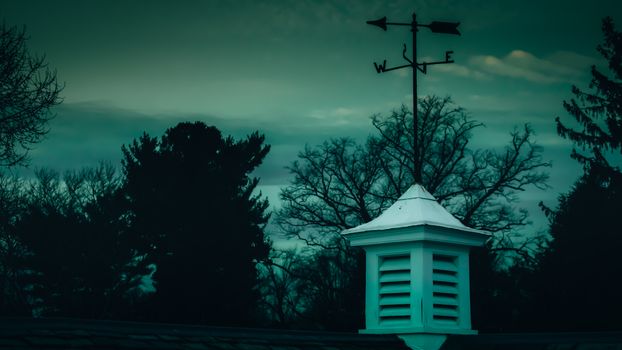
[397, 195, 436, 201]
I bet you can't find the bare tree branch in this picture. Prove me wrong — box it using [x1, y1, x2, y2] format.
[0, 24, 63, 166]
[277, 96, 550, 260]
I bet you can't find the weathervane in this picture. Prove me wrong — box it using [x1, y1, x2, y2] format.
[367, 12, 460, 184]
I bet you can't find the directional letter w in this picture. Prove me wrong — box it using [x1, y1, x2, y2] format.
[374, 60, 387, 73]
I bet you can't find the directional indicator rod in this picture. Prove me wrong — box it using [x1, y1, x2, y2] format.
[374, 61, 411, 73]
[415, 51, 454, 74]
[373, 50, 454, 74]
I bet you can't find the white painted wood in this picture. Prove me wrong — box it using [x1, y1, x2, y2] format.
[341, 184, 489, 338]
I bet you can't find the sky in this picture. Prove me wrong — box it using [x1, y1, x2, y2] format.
[2, 0, 621, 241]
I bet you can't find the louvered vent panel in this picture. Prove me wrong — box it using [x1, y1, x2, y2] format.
[432, 254, 459, 325]
[378, 254, 411, 325]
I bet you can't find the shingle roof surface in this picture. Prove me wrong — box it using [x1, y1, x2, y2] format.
[0, 318, 410, 350]
[442, 332, 622, 350]
[342, 184, 484, 235]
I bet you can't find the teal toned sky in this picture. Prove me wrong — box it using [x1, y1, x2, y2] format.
[2, 0, 621, 238]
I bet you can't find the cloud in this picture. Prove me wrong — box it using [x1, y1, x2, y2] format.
[307, 106, 363, 126]
[24, 102, 376, 187]
[413, 55, 489, 81]
[332, 107, 357, 117]
[434, 63, 490, 80]
[27, 103, 186, 172]
[391, 69, 411, 78]
[469, 50, 595, 84]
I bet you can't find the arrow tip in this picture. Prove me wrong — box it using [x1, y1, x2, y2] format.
[366, 16, 387, 31]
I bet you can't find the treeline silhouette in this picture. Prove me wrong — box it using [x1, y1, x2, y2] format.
[0, 122, 271, 326]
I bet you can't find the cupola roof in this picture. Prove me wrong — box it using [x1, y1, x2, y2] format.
[343, 184, 483, 236]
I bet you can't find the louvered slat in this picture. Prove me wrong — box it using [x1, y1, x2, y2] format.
[379, 306, 411, 317]
[432, 259, 456, 271]
[379, 284, 411, 294]
[379, 255, 410, 271]
[379, 271, 410, 283]
[379, 294, 410, 305]
[434, 315, 459, 324]
[432, 306, 459, 318]
[432, 283, 458, 294]
[432, 272, 458, 283]
[433, 295, 458, 306]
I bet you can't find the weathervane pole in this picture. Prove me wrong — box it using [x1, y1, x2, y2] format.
[366, 12, 460, 184]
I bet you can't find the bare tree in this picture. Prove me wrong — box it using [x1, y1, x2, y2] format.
[0, 171, 29, 315]
[259, 241, 364, 330]
[0, 163, 143, 318]
[0, 23, 63, 166]
[277, 96, 550, 262]
[269, 96, 550, 330]
[258, 249, 309, 327]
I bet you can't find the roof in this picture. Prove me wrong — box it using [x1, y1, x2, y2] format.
[342, 184, 484, 236]
[442, 332, 622, 350]
[3, 318, 622, 350]
[0, 318, 411, 350]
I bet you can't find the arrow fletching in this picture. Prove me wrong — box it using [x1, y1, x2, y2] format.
[428, 21, 460, 35]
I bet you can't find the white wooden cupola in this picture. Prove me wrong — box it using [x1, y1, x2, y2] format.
[341, 184, 489, 350]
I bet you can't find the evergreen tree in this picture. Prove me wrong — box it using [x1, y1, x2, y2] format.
[534, 171, 622, 330]
[556, 17, 622, 178]
[121, 122, 271, 325]
[530, 17, 622, 331]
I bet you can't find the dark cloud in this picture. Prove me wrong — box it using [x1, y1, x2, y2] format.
[3, 0, 621, 237]
[24, 102, 376, 185]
